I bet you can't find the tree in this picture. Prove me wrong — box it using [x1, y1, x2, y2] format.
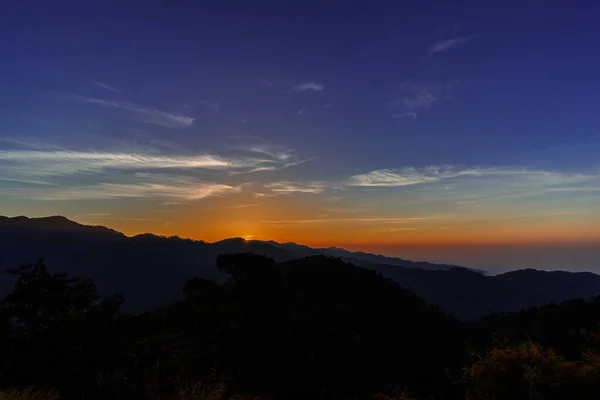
[0, 260, 123, 396]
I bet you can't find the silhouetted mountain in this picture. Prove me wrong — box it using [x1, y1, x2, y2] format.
[0, 215, 123, 234]
[368, 264, 600, 320]
[251, 241, 468, 271]
[316, 246, 466, 271]
[1, 215, 600, 319]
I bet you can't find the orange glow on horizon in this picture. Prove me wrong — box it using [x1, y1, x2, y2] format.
[69, 192, 600, 249]
[100, 215, 600, 248]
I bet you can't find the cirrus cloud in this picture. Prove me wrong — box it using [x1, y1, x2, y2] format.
[429, 35, 476, 54]
[347, 166, 594, 188]
[24, 181, 240, 201]
[291, 82, 324, 92]
[92, 80, 118, 92]
[67, 94, 195, 128]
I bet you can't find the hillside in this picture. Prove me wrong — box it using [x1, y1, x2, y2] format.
[5, 253, 600, 399]
[1, 215, 600, 319]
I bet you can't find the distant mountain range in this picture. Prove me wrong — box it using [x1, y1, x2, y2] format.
[2, 215, 600, 320]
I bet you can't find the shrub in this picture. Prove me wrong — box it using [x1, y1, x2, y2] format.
[0, 387, 59, 400]
[464, 343, 579, 400]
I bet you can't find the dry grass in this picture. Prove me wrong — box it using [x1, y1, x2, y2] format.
[372, 387, 418, 400]
[0, 383, 256, 400]
[0, 387, 59, 400]
[170, 380, 259, 400]
[172, 381, 226, 400]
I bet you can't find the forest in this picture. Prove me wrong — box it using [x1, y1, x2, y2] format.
[2, 254, 600, 400]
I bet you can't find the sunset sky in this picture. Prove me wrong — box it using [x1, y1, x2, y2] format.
[1, 1, 599, 270]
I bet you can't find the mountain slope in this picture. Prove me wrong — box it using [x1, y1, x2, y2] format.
[252, 241, 468, 271]
[1, 215, 600, 319]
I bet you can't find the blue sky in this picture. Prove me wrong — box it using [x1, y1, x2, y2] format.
[0, 0, 599, 266]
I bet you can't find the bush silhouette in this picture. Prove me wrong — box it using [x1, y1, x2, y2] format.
[3, 256, 600, 399]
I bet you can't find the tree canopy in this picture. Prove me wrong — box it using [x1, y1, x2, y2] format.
[2, 256, 600, 399]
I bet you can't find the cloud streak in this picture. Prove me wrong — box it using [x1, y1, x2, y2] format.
[260, 181, 328, 196]
[68, 95, 195, 127]
[0, 150, 231, 175]
[389, 81, 455, 117]
[393, 112, 417, 120]
[429, 36, 476, 53]
[0, 138, 317, 202]
[260, 216, 445, 224]
[245, 145, 315, 170]
[0, 145, 314, 178]
[347, 166, 594, 187]
[199, 100, 220, 111]
[16, 181, 241, 201]
[1, 131, 595, 219]
[92, 81, 118, 92]
[292, 82, 324, 92]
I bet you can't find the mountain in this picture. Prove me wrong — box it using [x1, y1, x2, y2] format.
[0, 215, 122, 234]
[367, 264, 600, 320]
[316, 246, 469, 271]
[252, 241, 469, 271]
[1, 215, 600, 319]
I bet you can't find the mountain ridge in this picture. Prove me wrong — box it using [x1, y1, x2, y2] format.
[0, 215, 472, 272]
[1, 215, 600, 320]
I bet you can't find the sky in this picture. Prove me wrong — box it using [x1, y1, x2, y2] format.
[1, 1, 599, 272]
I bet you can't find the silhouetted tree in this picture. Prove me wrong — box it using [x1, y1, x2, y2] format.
[0, 260, 123, 397]
[3, 255, 600, 399]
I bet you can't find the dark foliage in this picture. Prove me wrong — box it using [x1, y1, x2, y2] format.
[2, 254, 600, 399]
[0, 260, 124, 397]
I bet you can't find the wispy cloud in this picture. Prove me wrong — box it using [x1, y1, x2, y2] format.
[0, 145, 317, 178]
[348, 168, 440, 187]
[429, 35, 476, 54]
[199, 100, 220, 111]
[81, 216, 151, 221]
[347, 166, 594, 188]
[162, 201, 186, 206]
[393, 112, 417, 120]
[92, 80, 118, 92]
[375, 227, 422, 232]
[0, 138, 317, 202]
[260, 209, 597, 227]
[324, 207, 370, 214]
[74, 213, 112, 218]
[297, 108, 305, 116]
[260, 216, 445, 224]
[387, 80, 465, 119]
[228, 203, 261, 209]
[67, 95, 195, 128]
[388, 80, 456, 118]
[260, 181, 327, 196]
[0, 150, 232, 175]
[546, 187, 600, 192]
[246, 145, 315, 170]
[0, 136, 63, 151]
[248, 145, 291, 161]
[0, 176, 55, 186]
[292, 82, 324, 92]
[394, 81, 438, 112]
[254, 179, 339, 197]
[26, 181, 240, 201]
